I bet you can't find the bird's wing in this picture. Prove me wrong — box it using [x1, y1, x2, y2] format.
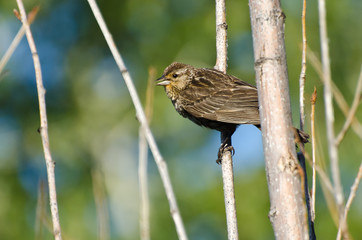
[181, 69, 260, 125]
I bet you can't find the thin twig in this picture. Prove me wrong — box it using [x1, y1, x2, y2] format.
[138, 129, 150, 240]
[318, 0, 345, 224]
[86, 1, 188, 239]
[15, 1, 62, 239]
[215, 0, 239, 239]
[0, 6, 39, 75]
[35, 181, 46, 240]
[335, 66, 362, 146]
[299, 0, 307, 131]
[336, 163, 362, 240]
[92, 168, 109, 240]
[298, 2, 316, 237]
[145, 67, 155, 121]
[307, 48, 362, 140]
[139, 67, 155, 240]
[310, 88, 317, 221]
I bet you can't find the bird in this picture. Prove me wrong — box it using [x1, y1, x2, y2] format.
[156, 62, 308, 163]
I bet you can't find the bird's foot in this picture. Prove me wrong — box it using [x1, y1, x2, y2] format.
[216, 143, 235, 164]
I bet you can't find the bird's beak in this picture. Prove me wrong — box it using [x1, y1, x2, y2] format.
[156, 76, 171, 86]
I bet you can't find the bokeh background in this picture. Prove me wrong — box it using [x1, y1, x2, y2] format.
[0, 0, 361, 239]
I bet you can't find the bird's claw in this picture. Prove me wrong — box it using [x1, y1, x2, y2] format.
[216, 144, 235, 164]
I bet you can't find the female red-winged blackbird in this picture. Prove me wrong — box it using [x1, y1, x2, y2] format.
[157, 62, 307, 163]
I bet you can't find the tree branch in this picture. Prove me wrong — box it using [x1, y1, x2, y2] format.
[215, 0, 228, 72]
[0, 6, 39, 77]
[138, 67, 155, 240]
[15, 1, 62, 239]
[215, 1, 239, 239]
[299, 0, 307, 131]
[86, 1, 188, 239]
[310, 88, 317, 222]
[249, 0, 309, 238]
[318, 0, 346, 237]
[91, 168, 109, 240]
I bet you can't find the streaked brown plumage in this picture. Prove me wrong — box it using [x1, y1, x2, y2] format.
[157, 62, 307, 162]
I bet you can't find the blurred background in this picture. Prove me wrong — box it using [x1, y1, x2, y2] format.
[0, 0, 361, 239]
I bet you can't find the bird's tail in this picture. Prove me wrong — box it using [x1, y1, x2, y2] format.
[294, 128, 310, 144]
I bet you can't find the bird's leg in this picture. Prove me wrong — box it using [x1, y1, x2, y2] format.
[216, 131, 235, 164]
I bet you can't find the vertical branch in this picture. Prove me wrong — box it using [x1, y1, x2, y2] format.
[215, 1, 239, 239]
[220, 151, 239, 240]
[299, 0, 307, 131]
[336, 163, 362, 240]
[138, 67, 155, 240]
[35, 181, 46, 240]
[15, 1, 62, 240]
[248, 0, 309, 239]
[318, 0, 345, 235]
[138, 128, 150, 240]
[310, 88, 317, 221]
[215, 0, 228, 72]
[86, 1, 188, 239]
[298, 2, 316, 237]
[92, 169, 110, 240]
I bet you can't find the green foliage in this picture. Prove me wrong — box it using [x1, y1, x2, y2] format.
[0, 0, 360, 239]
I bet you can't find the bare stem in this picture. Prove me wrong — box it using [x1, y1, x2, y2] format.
[86, 1, 188, 239]
[35, 181, 46, 240]
[92, 169, 109, 240]
[249, 0, 309, 238]
[318, 0, 345, 233]
[138, 128, 150, 240]
[299, 0, 307, 131]
[15, 1, 62, 239]
[298, 2, 316, 236]
[220, 151, 239, 240]
[138, 67, 155, 240]
[215, 1, 239, 239]
[215, 0, 228, 72]
[335, 66, 362, 146]
[336, 163, 362, 240]
[310, 88, 317, 221]
[0, 6, 39, 76]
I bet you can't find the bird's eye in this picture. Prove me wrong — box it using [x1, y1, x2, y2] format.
[172, 74, 178, 78]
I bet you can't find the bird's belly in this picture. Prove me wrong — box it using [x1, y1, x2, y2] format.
[178, 108, 237, 133]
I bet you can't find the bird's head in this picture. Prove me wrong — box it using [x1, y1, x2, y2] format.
[156, 62, 194, 100]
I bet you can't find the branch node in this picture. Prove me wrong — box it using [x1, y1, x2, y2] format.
[255, 57, 281, 67]
[13, 9, 21, 21]
[217, 22, 228, 30]
[277, 152, 299, 174]
[268, 208, 279, 221]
